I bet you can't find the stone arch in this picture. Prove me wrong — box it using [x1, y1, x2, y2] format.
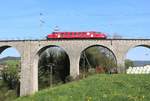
[79, 44, 117, 73]
[0, 45, 22, 55]
[33, 45, 70, 90]
[124, 44, 150, 67]
[124, 44, 150, 60]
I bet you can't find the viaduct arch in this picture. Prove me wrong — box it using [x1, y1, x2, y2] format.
[79, 44, 118, 67]
[79, 44, 117, 71]
[0, 39, 149, 96]
[33, 45, 70, 91]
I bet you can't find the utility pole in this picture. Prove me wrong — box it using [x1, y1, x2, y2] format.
[47, 63, 55, 88]
[83, 51, 92, 70]
[39, 13, 45, 35]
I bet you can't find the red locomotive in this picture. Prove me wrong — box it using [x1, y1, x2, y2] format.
[47, 31, 107, 39]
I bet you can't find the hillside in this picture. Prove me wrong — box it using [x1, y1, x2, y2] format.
[133, 61, 150, 66]
[0, 56, 20, 64]
[15, 74, 150, 101]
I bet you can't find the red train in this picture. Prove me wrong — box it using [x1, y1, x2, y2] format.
[47, 31, 107, 39]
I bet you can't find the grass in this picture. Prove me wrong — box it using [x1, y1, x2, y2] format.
[0, 80, 18, 101]
[15, 74, 150, 101]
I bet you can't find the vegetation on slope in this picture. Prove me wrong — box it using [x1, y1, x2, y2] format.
[15, 74, 150, 101]
[0, 60, 20, 101]
[1, 60, 20, 90]
[0, 80, 18, 101]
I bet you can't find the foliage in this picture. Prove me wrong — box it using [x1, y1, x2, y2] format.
[15, 74, 150, 101]
[112, 33, 122, 39]
[38, 47, 70, 89]
[0, 80, 18, 101]
[1, 60, 20, 90]
[80, 46, 117, 74]
[39, 46, 117, 89]
[125, 59, 134, 69]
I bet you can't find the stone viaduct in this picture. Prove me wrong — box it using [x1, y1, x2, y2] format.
[0, 39, 149, 96]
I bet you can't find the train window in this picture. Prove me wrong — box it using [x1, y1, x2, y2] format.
[70, 33, 72, 35]
[64, 33, 66, 36]
[60, 33, 63, 37]
[78, 32, 81, 36]
[80, 32, 83, 36]
[65, 32, 67, 36]
[81, 32, 83, 36]
[74, 32, 76, 36]
[80, 32, 82, 35]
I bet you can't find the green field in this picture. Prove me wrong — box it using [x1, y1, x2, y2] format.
[15, 74, 150, 101]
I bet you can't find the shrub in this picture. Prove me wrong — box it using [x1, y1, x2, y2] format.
[1, 60, 20, 90]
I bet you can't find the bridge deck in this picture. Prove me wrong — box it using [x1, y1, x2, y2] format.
[0, 38, 150, 42]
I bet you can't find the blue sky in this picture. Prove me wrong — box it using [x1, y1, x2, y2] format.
[0, 0, 150, 60]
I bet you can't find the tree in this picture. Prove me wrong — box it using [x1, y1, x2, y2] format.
[79, 46, 117, 74]
[125, 59, 134, 69]
[38, 46, 70, 89]
[112, 33, 122, 39]
[1, 60, 20, 96]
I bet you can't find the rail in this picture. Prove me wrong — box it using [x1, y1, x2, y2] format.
[0, 38, 150, 42]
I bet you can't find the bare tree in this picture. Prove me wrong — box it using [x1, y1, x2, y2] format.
[112, 33, 122, 39]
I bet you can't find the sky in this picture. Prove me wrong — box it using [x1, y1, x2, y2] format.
[0, 0, 150, 60]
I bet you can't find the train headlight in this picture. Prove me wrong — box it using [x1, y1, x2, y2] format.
[91, 34, 93, 37]
[87, 32, 90, 35]
[58, 35, 60, 38]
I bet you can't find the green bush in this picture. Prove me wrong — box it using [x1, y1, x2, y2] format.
[125, 59, 134, 69]
[1, 60, 20, 90]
